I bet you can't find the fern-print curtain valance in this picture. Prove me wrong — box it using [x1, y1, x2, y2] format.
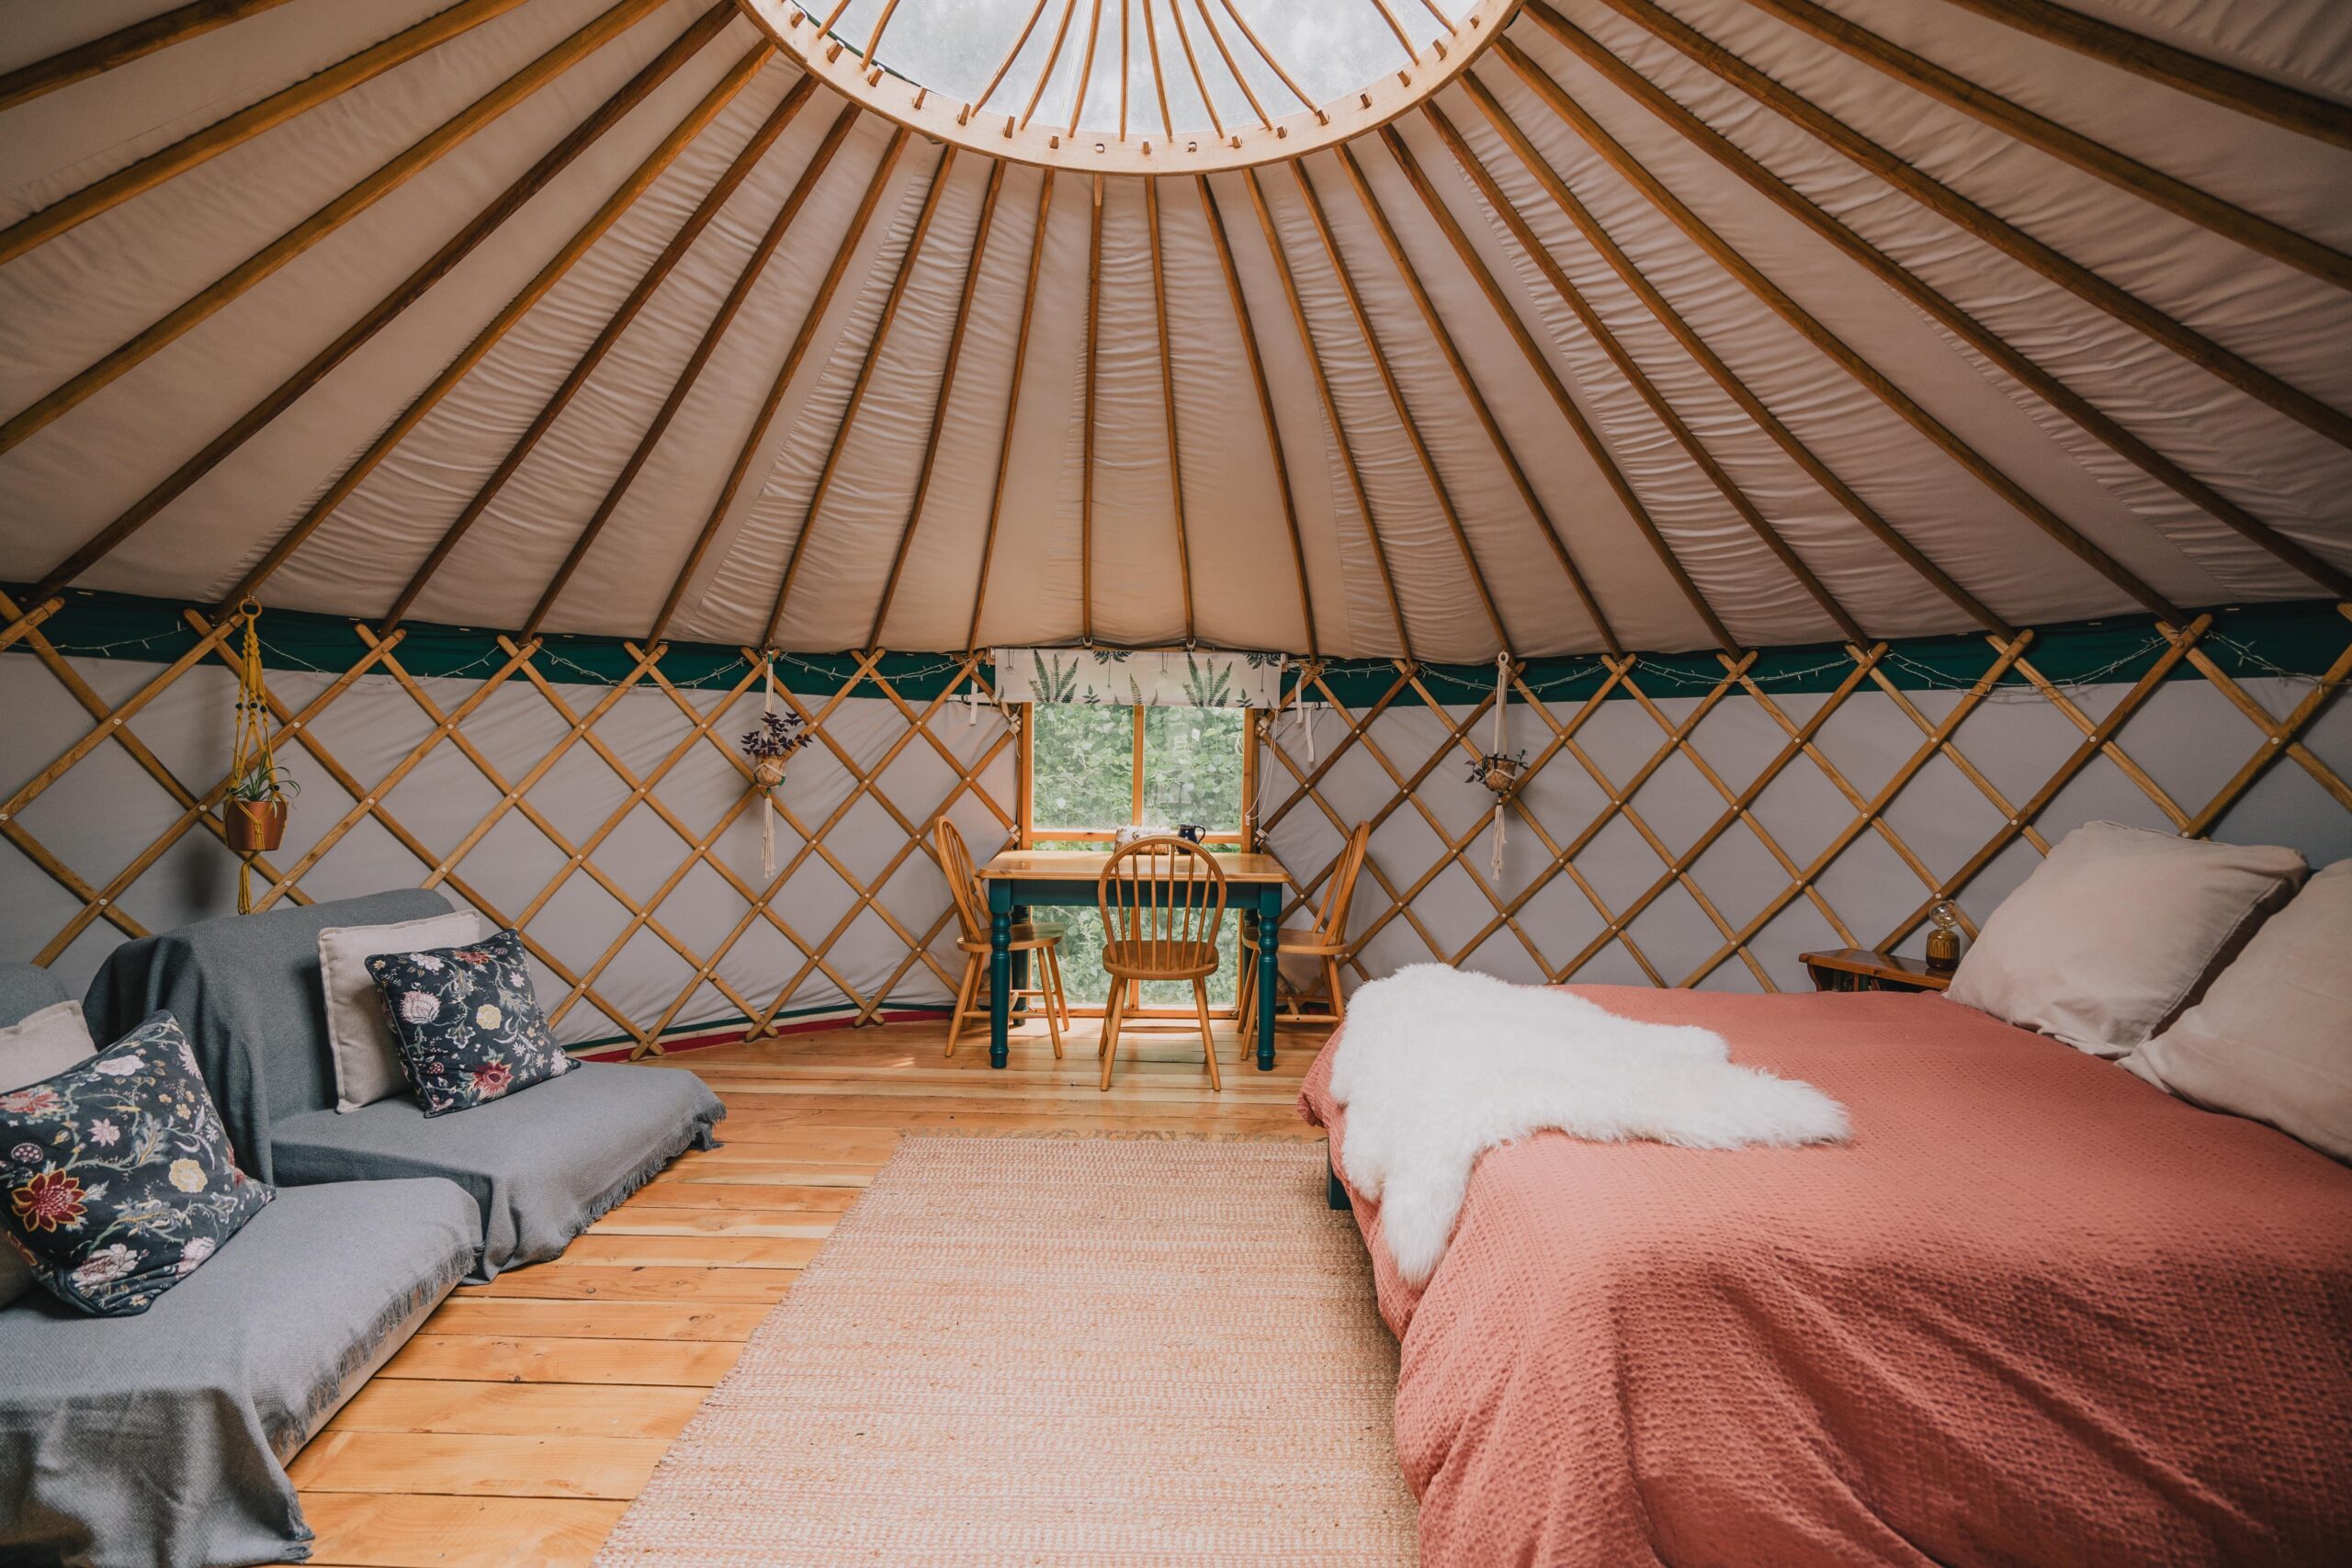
[991, 649, 1284, 709]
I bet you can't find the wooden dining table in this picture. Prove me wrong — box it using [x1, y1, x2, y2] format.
[976, 848, 1291, 1072]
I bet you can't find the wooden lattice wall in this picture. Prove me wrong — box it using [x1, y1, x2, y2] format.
[4, 588, 2346, 1053]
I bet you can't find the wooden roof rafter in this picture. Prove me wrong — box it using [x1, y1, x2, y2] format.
[1566, 0, 2352, 452]
[1334, 136, 1621, 654]
[1933, 0, 2352, 154]
[1420, 97, 1870, 646]
[965, 171, 1059, 653]
[0, 0, 675, 457]
[766, 137, 956, 645]
[0, 0, 300, 115]
[1193, 175, 1318, 656]
[0, 0, 538, 266]
[648, 121, 913, 647]
[216, 36, 773, 619]
[15, 3, 746, 623]
[1737, 0, 2352, 289]
[1239, 165, 1415, 660]
[868, 160, 1012, 649]
[528, 105, 870, 640]
[1285, 156, 1516, 654]
[386, 73, 826, 633]
[1492, 37, 2190, 623]
[1443, 74, 2010, 636]
[1499, 30, 2346, 606]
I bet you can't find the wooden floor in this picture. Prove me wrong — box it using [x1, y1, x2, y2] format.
[280, 1012, 1335, 1567]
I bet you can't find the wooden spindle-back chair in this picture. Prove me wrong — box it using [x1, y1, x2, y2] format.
[1238, 821, 1369, 1059]
[935, 818, 1069, 1058]
[1096, 836, 1227, 1091]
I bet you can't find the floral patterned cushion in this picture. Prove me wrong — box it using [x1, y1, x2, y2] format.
[365, 929, 574, 1116]
[0, 1011, 273, 1316]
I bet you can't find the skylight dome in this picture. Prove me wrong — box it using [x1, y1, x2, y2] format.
[737, 0, 1513, 172]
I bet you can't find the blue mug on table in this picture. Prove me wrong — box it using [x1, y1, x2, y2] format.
[1175, 823, 1205, 843]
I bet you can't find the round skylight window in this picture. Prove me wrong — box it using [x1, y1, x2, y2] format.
[733, 0, 1519, 173]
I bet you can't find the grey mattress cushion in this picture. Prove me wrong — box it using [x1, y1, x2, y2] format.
[81, 889, 458, 1179]
[0, 1177, 479, 1568]
[269, 1062, 725, 1280]
[0, 963, 71, 1030]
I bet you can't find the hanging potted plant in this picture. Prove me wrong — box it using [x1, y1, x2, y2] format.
[222, 756, 296, 854]
[221, 601, 292, 911]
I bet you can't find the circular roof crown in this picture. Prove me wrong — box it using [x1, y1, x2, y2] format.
[734, 0, 1521, 174]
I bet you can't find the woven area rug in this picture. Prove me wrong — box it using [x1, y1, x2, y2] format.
[598, 1135, 1417, 1565]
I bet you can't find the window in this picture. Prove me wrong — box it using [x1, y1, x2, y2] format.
[1024, 705, 1252, 1008]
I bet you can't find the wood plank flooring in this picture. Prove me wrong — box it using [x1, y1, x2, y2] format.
[285, 1015, 1333, 1567]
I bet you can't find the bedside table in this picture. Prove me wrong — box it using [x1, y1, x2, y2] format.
[1800, 948, 1954, 994]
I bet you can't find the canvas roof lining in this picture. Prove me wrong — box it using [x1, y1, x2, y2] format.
[0, 0, 2346, 661]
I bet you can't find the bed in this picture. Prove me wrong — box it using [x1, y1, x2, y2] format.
[1299, 985, 2352, 1567]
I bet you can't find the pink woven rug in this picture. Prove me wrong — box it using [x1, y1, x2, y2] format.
[598, 1135, 1416, 1564]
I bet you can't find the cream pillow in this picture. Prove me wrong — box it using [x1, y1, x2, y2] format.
[2124, 861, 2351, 1162]
[3, 999, 97, 1307]
[1947, 820, 2306, 1057]
[319, 908, 486, 1112]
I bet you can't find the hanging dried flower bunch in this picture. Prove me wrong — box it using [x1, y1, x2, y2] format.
[740, 710, 812, 790]
[1467, 750, 1527, 799]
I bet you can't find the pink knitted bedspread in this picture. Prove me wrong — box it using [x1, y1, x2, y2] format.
[1299, 985, 2352, 1567]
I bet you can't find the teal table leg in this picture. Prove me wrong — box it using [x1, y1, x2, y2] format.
[989, 886, 1012, 1070]
[1255, 886, 1279, 1072]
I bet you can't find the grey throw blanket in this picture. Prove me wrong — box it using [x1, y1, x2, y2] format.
[82, 889, 455, 1179]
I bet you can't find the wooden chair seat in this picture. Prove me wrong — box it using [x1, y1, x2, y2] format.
[934, 818, 1069, 1060]
[1238, 821, 1369, 1061]
[1101, 940, 1220, 980]
[955, 921, 1064, 955]
[1238, 925, 1344, 957]
[1096, 838, 1227, 1092]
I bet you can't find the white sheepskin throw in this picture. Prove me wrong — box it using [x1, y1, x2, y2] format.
[1329, 964, 1850, 1285]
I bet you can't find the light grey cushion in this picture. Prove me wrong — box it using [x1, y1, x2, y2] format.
[1, 980, 96, 1310]
[2125, 860, 2352, 1163]
[0, 1177, 479, 1568]
[318, 908, 487, 1113]
[1948, 821, 2308, 1057]
[83, 889, 458, 1179]
[269, 1061, 724, 1280]
[0, 1000, 96, 1089]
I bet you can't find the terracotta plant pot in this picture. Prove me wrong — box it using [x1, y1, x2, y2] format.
[224, 796, 288, 854]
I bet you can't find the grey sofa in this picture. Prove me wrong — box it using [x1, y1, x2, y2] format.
[83, 888, 727, 1279]
[0, 963, 482, 1568]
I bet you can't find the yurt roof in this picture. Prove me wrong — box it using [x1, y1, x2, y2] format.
[2, 0, 2348, 662]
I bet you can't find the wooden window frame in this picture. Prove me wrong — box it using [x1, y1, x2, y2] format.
[1018, 703, 1257, 849]
[1016, 700, 1261, 1020]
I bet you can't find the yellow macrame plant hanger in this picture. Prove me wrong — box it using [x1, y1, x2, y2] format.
[224, 601, 283, 913]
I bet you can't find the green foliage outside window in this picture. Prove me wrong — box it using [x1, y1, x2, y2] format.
[1026, 705, 1248, 1008]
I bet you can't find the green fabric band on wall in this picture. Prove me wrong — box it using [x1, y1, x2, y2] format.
[7, 585, 2344, 707]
